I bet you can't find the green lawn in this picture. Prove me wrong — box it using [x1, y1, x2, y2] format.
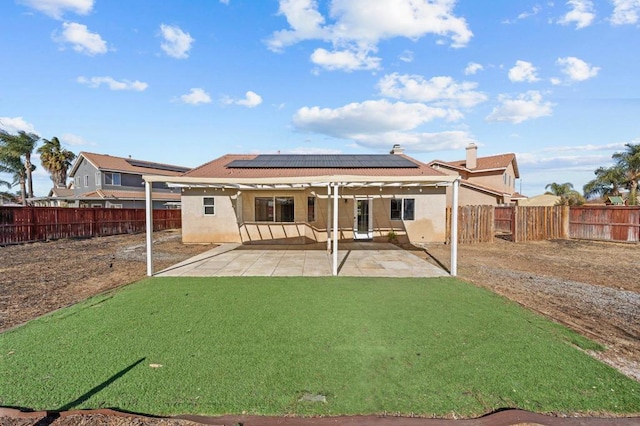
[1, 277, 638, 417]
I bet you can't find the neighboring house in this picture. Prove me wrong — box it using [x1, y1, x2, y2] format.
[143, 145, 458, 245]
[30, 185, 76, 207]
[518, 194, 561, 207]
[429, 143, 525, 206]
[57, 152, 190, 209]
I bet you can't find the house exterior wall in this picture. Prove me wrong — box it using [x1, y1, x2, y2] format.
[181, 186, 448, 244]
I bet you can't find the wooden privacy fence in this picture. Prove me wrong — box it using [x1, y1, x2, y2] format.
[0, 207, 181, 245]
[448, 205, 639, 244]
[569, 206, 640, 242]
[446, 205, 494, 244]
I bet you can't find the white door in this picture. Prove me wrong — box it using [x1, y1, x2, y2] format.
[353, 198, 373, 240]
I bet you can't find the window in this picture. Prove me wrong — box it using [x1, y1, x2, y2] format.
[84, 175, 89, 187]
[104, 172, 121, 186]
[95, 172, 101, 187]
[75, 176, 81, 187]
[203, 197, 215, 215]
[255, 196, 295, 222]
[307, 197, 316, 222]
[390, 198, 415, 221]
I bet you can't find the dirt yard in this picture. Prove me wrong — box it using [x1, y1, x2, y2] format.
[1, 232, 639, 425]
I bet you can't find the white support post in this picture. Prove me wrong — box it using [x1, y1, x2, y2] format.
[145, 180, 154, 276]
[327, 184, 332, 252]
[332, 182, 339, 276]
[450, 177, 460, 276]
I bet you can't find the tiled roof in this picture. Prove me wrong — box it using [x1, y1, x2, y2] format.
[431, 153, 519, 177]
[184, 154, 446, 179]
[48, 187, 74, 197]
[77, 189, 181, 201]
[70, 152, 190, 177]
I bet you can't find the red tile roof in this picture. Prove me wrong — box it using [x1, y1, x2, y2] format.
[431, 153, 519, 177]
[77, 189, 180, 201]
[185, 154, 446, 179]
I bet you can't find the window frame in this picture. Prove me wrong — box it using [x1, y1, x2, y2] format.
[104, 172, 122, 186]
[390, 198, 415, 221]
[255, 196, 295, 223]
[203, 197, 215, 216]
[307, 196, 316, 222]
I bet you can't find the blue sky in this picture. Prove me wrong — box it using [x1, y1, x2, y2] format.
[1, 0, 639, 197]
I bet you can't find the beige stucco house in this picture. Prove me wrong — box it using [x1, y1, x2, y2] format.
[430, 143, 526, 206]
[144, 146, 459, 247]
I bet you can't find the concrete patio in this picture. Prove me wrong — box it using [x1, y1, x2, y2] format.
[156, 242, 449, 278]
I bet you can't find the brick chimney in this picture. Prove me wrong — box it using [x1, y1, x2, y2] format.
[465, 143, 477, 169]
[390, 144, 404, 155]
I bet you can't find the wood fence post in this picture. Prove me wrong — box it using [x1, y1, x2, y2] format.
[511, 206, 518, 243]
[563, 205, 570, 239]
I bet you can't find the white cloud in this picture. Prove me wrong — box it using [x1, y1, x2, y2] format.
[310, 47, 381, 71]
[508, 60, 540, 83]
[18, 0, 93, 19]
[610, 0, 640, 24]
[267, 0, 472, 72]
[399, 50, 414, 63]
[53, 22, 107, 55]
[541, 142, 627, 152]
[486, 91, 554, 124]
[224, 91, 263, 108]
[178, 88, 212, 105]
[0, 117, 37, 134]
[61, 133, 93, 146]
[349, 130, 476, 152]
[377, 73, 487, 108]
[291, 99, 469, 151]
[502, 5, 542, 24]
[159, 24, 194, 59]
[77, 76, 148, 91]
[464, 62, 483, 75]
[557, 0, 595, 29]
[294, 100, 458, 137]
[220, 0, 230, 4]
[556, 56, 599, 81]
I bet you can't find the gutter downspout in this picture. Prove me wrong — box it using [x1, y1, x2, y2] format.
[450, 177, 460, 276]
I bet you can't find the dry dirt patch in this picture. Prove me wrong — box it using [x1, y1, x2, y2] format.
[0, 229, 213, 331]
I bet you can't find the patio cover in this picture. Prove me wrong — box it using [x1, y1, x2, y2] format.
[143, 174, 461, 277]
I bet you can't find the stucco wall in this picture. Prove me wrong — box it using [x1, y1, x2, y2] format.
[181, 188, 242, 243]
[181, 186, 448, 244]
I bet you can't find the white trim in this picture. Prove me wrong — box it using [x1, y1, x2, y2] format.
[450, 177, 460, 277]
[145, 181, 154, 276]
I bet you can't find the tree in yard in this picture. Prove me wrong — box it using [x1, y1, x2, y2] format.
[545, 182, 585, 206]
[0, 147, 29, 204]
[37, 136, 76, 188]
[611, 143, 640, 205]
[583, 165, 625, 201]
[0, 130, 40, 200]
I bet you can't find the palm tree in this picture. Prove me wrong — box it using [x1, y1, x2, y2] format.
[37, 137, 76, 188]
[612, 143, 640, 205]
[545, 182, 584, 206]
[0, 130, 40, 199]
[0, 148, 28, 204]
[583, 166, 625, 201]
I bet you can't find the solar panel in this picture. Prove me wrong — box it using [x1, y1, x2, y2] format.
[126, 159, 191, 173]
[226, 155, 419, 169]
